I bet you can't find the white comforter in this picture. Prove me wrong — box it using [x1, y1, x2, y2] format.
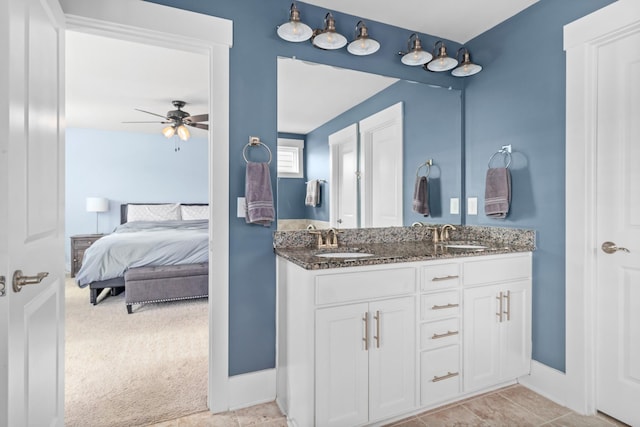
[75, 220, 209, 287]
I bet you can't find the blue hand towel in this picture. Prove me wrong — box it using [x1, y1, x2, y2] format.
[245, 162, 275, 226]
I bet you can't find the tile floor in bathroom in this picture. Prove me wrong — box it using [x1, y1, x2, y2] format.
[148, 384, 629, 427]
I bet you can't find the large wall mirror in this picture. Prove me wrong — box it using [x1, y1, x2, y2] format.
[277, 57, 462, 230]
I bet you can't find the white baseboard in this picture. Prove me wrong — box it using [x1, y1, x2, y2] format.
[228, 369, 276, 411]
[518, 360, 569, 408]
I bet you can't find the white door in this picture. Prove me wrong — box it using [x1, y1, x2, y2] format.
[0, 0, 66, 425]
[329, 124, 359, 228]
[316, 303, 369, 427]
[359, 102, 403, 228]
[596, 27, 640, 427]
[369, 297, 415, 421]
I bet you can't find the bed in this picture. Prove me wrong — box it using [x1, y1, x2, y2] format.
[75, 203, 209, 310]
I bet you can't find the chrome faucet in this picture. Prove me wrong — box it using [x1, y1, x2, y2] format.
[440, 224, 457, 241]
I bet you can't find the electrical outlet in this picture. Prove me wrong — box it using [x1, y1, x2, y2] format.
[237, 197, 246, 218]
[468, 197, 478, 215]
[450, 198, 460, 215]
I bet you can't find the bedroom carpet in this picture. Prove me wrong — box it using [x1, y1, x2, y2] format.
[64, 276, 209, 427]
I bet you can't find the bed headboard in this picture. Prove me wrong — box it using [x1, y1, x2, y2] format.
[120, 203, 209, 224]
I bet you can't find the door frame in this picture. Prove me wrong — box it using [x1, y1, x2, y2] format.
[564, 0, 640, 415]
[61, 0, 232, 412]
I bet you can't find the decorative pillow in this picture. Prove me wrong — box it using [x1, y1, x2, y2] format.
[127, 204, 181, 222]
[180, 204, 209, 220]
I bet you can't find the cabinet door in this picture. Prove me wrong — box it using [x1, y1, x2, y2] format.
[463, 284, 501, 391]
[316, 303, 369, 427]
[500, 280, 531, 380]
[369, 297, 416, 421]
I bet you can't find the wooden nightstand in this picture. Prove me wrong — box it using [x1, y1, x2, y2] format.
[70, 234, 104, 277]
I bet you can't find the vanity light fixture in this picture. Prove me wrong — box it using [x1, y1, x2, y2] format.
[312, 12, 347, 50]
[347, 20, 380, 56]
[277, 2, 312, 42]
[452, 47, 482, 77]
[425, 40, 458, 72]
[399, 33, 432, 66]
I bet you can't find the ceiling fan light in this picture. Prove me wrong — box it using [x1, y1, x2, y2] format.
[277, 3, 312, 42]
[177, 124, 190, 141]
[162, 125, 176, 138]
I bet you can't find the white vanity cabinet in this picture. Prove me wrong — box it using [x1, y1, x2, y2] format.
[276, 251, 532, 427]
[462, 253, 532, 392]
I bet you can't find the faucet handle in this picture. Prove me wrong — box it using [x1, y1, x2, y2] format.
[309, 230, 324, 247]
[427, 227, 440, 243]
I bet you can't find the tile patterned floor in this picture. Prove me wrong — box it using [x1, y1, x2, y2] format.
[147, 384, 629, 427]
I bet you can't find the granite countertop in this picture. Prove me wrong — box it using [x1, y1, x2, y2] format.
[275, 240, 533, 271]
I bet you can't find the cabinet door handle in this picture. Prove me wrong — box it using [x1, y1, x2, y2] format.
[373, 310, 381, 348]
[431, 303, 459, 310]
[362, 312, 369, 351]
[431, 275, 459, 282]
[503, 290, 511, 321]
[432, 330, 459, 340]
[432, 371, 459, 382]
[496, 291, 503, 322]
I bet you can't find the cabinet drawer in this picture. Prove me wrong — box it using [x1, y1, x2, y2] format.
[315, 267, 415, 305]
[73, 239, 98, 249]
[421, 263, 460, 291]
[421, 345, 461, 405]
[463, 254, 531, 286]
[421, 291, 460, 320]
[420, 318, 460, 351]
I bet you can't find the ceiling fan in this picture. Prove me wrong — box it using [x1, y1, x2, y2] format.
[124, 100, 208, 141]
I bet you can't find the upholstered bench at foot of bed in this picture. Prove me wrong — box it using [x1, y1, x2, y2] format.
[124, 263, 208, 314]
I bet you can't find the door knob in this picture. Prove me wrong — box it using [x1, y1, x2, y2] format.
[12, 270, 49, 293]
[601, 241, 630, 254]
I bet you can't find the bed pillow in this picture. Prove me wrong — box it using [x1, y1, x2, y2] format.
[180, 204, 209, 220]
[126, 203, 181, 222]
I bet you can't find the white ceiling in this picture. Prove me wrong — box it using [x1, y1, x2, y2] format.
[65, 1, 538, 136]
[301, 0, 538, 44]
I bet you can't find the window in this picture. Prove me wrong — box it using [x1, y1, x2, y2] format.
[277, 138, 304, 178]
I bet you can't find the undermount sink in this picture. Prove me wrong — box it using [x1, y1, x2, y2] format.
[315, 252, 375, 259]
[442, 243, 488, 249]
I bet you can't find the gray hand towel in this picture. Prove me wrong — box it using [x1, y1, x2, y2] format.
[484, 167, 511, 218]
[245, 162, 275, 226]
[412, 176, 430, 216]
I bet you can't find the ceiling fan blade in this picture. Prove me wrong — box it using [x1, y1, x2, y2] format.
[122, 120, 170, 124]
[186, 122, 209, 130]
[185, 114, 208, 123]
[134, 108, 169, 119]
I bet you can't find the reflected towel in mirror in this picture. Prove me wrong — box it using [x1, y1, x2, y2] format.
[305, 179, 320, 207]
[485, 167, 511, 218]
[412, 176, 430, 216]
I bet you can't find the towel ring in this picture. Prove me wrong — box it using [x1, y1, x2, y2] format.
[488, 150, 511, 168]
[416, 160, 432, 178]
[243, 141, 272, 165]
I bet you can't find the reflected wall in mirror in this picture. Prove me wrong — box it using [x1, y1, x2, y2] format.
[277, 57, 462, 230]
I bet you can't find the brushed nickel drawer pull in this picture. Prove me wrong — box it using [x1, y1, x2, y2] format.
[431, 303, 459, 310]
[504, 290, 511, 321]
[432, 371, 459, 382]
[432, 330, 459, 340]
[496, 292, 503, 322]
[431, 275, 459, 282]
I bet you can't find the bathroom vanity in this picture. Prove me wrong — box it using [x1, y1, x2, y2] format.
[275, 226, 533, 427]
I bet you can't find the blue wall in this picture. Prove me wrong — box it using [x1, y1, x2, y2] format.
[146, 0, 615, 376]
[464, 0, 615, 372]
[303, 80, 462, 225]
[65, 128, 208, 269]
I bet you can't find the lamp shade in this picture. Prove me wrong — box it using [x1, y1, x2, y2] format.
[86, 197, 109, 213]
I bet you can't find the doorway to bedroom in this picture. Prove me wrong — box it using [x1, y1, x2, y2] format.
[63, 31, 213, 426]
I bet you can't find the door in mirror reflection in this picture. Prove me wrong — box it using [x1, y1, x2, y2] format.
[329, 124, 358, 228]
